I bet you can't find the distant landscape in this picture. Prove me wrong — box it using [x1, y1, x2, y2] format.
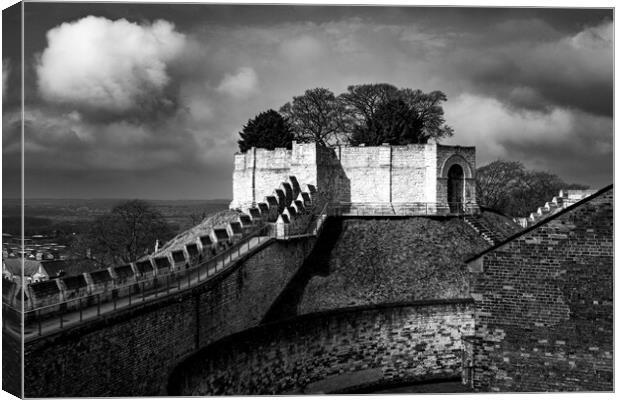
[2, 198, 231, 238]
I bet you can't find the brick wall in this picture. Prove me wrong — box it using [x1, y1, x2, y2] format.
[169, 300, 474, 395]
[467, 186, 613, 391]
[2, 320, 22, 397]
[23, 237, 316, 397]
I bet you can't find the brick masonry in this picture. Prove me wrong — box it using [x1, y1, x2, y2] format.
[23, 237, 316, 397]
[467, 186, 613, 391]
[169, 300, 474, 395]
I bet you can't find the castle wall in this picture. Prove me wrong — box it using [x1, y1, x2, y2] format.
[230, 142, 476, 210]
[23, 238, 317, 397]
[169, 300, 474, 395]
[390, 144, 437, 203]
[436, 145, 476, 205]
[254, 148, 292, 207]
[467, 186, 613, 392]
[337, 145, 392, 203]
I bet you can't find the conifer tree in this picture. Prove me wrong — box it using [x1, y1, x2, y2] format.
[238, 109, 294, 152]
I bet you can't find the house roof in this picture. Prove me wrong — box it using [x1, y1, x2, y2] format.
[3, 259, 41, 277]
[466, 184, 613, 263]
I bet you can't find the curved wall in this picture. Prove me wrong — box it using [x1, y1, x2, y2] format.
[23, 237, 316, 397]
[169, 299, 474, 395]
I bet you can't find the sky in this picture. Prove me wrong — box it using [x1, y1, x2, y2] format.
[1, 2, 614, 199]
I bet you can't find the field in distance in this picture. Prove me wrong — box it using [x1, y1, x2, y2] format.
[2, 198, 231, 237]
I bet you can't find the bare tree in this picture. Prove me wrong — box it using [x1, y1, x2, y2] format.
[280, 88, 350, 146]
[70, 200, 174, 267]
[397, 89, 454, 140]
[476, 160, 525, 211]
[339, 83, 399, 126]
[476, 160, 588, 216]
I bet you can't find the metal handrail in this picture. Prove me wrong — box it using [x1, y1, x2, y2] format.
[16, 201, 332, 335]
[19, 224, 275, 335]
[12, 199, 476, 336]
[327, 202, 476, 216]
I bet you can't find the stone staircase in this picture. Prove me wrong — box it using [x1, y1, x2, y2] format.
[142, 176, 320, 273]
[514, 189, 597, 228]
[462, 215, 502, 246]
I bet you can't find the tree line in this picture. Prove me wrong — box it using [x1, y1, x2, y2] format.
[476, 160, 588, 217]
[238, 83, 454, 151]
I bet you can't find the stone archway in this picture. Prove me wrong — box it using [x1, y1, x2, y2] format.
[447, 164, 464, 213]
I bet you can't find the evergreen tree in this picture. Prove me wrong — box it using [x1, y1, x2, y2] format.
[238, 109, 294, 152]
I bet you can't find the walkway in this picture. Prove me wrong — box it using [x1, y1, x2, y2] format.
[21, 235, 271, 340]
[12, 204, 324, 339]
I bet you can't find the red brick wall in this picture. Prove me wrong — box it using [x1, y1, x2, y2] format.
[468, 187, 613, 391]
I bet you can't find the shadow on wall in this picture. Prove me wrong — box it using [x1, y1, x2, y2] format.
[261, 217, 343, 323]
[317, 145, 351, 204]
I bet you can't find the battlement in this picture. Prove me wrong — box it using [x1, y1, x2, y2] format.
[230, 141, 477, 213]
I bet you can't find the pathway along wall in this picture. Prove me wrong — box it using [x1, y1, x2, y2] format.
[169, 300, 474, 395]
[23, 237, 316, 397]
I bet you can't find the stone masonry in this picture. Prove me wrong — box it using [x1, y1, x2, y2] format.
[230, 142, 476, 210]
[169, 300, 474, 395]
[23, 237, 317, 397]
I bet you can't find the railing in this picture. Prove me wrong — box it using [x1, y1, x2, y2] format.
[11, 199, 470, 337]
[20, 224, 274, 338]
[327, 202, 478, 216]
[16, 202, 333, 338]
[277, 201, 329, 240]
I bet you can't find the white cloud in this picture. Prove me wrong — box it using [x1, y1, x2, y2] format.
[36, 16, 186, 113]
[443, 93, 612, 178]
[216, 67, 258, 98]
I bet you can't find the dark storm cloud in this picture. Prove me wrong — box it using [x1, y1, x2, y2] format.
[9, 4, 614, 199]
[443, 18, 613, 117]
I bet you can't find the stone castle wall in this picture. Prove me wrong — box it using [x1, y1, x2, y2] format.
[23, 237, 317, 397]
[169, 300, 474, 395]
[437, 145, 476, 205]
[467, 186, 613, 391]
[230, 142, 476, 209]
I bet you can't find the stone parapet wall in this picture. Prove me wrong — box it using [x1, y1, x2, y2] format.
[169, 300, 474, 395]
[23, 237, 317, 397]
[231, 142, 476, 210]
[467, 186, 613, 392]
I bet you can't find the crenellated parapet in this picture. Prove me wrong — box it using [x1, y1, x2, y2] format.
[516, 188, 599, 227]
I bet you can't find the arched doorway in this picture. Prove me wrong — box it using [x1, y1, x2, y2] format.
[447, 164, 464, 213]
